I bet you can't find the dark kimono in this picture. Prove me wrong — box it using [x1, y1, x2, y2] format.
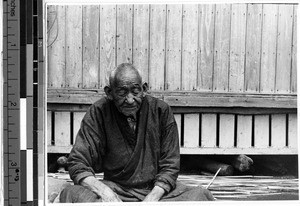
[62, 95, 214, 202]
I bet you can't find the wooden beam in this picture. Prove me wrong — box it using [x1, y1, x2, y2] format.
[47, 88, 297, 108]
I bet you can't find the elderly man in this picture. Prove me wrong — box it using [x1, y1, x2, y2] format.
[60, 63, 214, 202]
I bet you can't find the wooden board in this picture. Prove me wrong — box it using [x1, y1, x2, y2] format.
[260, 4, 278, 93]
[275, 5, 294, 93]
[237, 115, 252, 148]
[271, 114, 286, 147]
[47, 5, 65, 88]
[82, 5, 100, 89]
[73, 112, 86, 144]
[291, 5, 297, 93]
[288, 113, 297, 149]
[213, 4, 231, 92]
[99, 5, 116, 88]
[245, 4, 262, 92]
[165, 4, 182, 91]
[133, 4, 150, 83]
[182, 4, 198, 91]
[54, 112, 71, 146]
[201, 114, 217, 147]
[183, 114, 199, 147]
[219, 114, 235, 148]
[254, 115, 269, 148]
[47, 111, 52, 145]
[174, 114, 182, 145]
[229, 4, 247, 92]
[65, 5, 83, 88]
[149, 5, 166, 90]
[198, 4, 215, 91]
[117, 4, 133, 64]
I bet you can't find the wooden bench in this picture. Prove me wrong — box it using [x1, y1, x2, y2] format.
[47, 90, 298, 155]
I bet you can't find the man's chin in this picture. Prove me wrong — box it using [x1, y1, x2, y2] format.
[120, 108, 138, 117]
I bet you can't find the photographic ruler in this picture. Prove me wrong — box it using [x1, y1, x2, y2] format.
[3, 0, 44, 205]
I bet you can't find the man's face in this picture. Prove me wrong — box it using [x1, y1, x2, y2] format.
[110, 71, 144, 117]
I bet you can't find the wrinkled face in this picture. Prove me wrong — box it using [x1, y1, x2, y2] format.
[110, 70, 144, 117]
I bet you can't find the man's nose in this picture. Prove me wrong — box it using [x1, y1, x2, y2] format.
[125, 93, 135, 104]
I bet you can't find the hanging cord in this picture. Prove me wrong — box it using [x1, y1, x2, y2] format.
[47, 5, 59, 47]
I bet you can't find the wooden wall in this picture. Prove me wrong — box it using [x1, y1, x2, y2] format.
[47, 3, 297, 94]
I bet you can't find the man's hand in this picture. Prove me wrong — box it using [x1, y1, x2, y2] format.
[143, 185, 165, 202]
[81, 176, 122, 202]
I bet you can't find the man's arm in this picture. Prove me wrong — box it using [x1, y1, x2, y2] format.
[143, 186, 165, 202]
[80, 176, 122, 202]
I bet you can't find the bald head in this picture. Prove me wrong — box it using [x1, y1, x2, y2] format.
[109, 63, 142, 88]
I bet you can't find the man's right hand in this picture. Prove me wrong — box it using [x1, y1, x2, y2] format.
[80, 176, 122, 202]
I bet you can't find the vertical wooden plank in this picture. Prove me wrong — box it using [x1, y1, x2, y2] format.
[213, 4, 231, 92]
[182, 4, 198, 91]
[66, 5, 83, 88]
[47, 111, 52, 145]
[117, 4, 133, 64]
[291, 5, 297, 93]
[73, 112, 86, 144]
[165, 4, 182, 91]
[99, 5, 116, 88]
[47, 5, 65, 88]
[271, 114, 286, 147]
[201, 114, 217, 147]
[219, 114, 235, 148]
[82, 5, 100, 89]
[149, 5, 166, 90]
[133, 4, 150, 83]
[198, 4, 215, 91]
[288, 113, 297, 148]
[245, 4, 262, 93]
[275, 5, 294, 93]
[229, 4, 246, 92]
[237, 115, 252, 148]
[174, 114, 182, 146]
[55, 112, 71, 146]
[260, 4, 278, 93]
[184, 114, 199, 147]
[254, 115, 269, 148]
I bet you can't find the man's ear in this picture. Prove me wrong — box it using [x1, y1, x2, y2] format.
[104, 86, 113, 100]
[142, 82, 149, 93]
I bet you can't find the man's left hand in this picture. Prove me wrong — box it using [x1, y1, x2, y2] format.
[143, 185, 165, 202]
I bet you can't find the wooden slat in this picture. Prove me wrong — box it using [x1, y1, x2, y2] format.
[183, 114, 199, 147]
[165, 4, 182, 91]
[237, 115, 252, 148]
[82, 5, 100, 89]
[245, 4, 262, 92]
[198, 4, 215, 91]
[201, 114, 217, 147]
[47, 5, 65, 88]
[117, 4, 133, 64]
[271, 114, 286, 147]
[174, 114, 182, 145]
[54, 112, 71, 146]
[213, 4, 231, 92]
[149, 5, 166, 90]
[65, 5, 83, 88]
[99, 5, 116, 88]
[291, 5, 297, 93]
[47, 111, 52, 145]
[275, 5, 294, 93]
[133, 4, 150, 83]
[182, 4, 198, 91]
[73, 112, 86, 144]
[219, 114, 235, 148]
[288, 113, 297, 149]
[260, 4, 278, 93]
[229, 4, 246, 92]
[254, 115, 269, 148]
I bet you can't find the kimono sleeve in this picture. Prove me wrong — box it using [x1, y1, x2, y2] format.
[67, 104, 106, 185]
[154, 104, 180, 193]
